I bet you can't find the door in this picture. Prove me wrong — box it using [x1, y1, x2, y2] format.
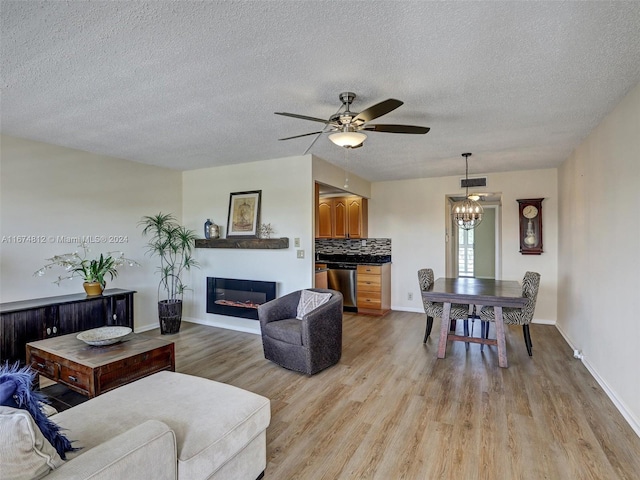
[446, 197, 501, 279]
[473, 207, 496, 278]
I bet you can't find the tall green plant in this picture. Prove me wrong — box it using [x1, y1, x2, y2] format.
[139, 213, 199, 302]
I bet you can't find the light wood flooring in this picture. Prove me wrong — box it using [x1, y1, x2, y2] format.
[137, 311, 640, 479]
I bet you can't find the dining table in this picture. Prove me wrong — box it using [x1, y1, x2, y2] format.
[421, 277, 527, 368]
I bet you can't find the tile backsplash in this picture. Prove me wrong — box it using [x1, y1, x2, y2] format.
[315, 238, 391, 256]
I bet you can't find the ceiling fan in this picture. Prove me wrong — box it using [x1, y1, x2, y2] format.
[275, 92, 430, 152]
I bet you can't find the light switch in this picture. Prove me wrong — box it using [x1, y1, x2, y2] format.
[297, 250, 305, 259]
[294, 237, 300, 247]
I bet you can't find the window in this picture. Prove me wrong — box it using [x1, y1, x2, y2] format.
[458, 227, 474, 277]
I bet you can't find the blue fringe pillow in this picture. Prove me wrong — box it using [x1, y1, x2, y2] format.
[0, 362, 75, 459]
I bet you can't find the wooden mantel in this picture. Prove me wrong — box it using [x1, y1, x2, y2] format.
[195, 238, 289, 249]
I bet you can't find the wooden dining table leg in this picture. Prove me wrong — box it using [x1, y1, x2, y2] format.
[437, 302, 452, 359]
[493, 306, 508, 368]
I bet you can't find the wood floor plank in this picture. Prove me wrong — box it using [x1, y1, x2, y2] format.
[138, 311, 640, 479]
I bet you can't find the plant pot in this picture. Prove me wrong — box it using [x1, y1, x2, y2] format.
[158, 299, 182, 334]
[83, 282, 104, 296]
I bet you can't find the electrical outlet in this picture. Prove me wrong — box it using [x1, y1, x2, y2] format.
[408, 292, 413, 301]
[294, 237, 300, 247]
[296, 249, 305, 259]
[361, 239, 367, 247]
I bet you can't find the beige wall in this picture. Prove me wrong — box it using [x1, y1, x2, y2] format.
[312, 155, 371, 198]
[558, 81, 640, 434]
[182, 155, 315, 334]
[369, 168, 558, 324]
[0, 135, 182, 331]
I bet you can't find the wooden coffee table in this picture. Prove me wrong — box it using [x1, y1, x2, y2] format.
[26, 332, 175, 398]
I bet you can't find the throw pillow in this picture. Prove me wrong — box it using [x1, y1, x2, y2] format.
[0, 405, 65, 480]
[296, 290, 332, 320]
[0, 363, 75, 459]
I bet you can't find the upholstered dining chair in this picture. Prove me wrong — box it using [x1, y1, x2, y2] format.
[257, 288, 343, 375]
[478, 271, 541, 356]
[417, 269, 470, 343]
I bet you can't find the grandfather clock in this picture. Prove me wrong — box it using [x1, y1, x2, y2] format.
[517, 198, 544, 255]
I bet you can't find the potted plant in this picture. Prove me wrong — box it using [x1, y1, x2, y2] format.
[139, 213, 199, 334]
[73, 253, 119, 295]
[35, 242, 139, 295]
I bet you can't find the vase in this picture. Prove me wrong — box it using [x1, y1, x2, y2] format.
[204, 219, 212, 239]
[83, 282, 104, 296]
[158, 299, 183, 334]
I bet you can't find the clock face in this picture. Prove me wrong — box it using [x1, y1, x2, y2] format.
[523, 205, 539, 219]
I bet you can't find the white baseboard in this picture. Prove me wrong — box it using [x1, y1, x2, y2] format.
[391, 306, 424, 313]
[134, 316, 261, 335]
[531, 318, 555, 325]
[133, 322, 160, 333]
[183, 315, 261, 335]
[555, 324, 640, 438]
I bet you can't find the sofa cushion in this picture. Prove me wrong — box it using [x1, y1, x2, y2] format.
[0, 406, 65, 480]
[52, 371, 270, 480]
[46, 420, 176, 480]
[263, 318, 303, 345]
[296, 289, 332, 319]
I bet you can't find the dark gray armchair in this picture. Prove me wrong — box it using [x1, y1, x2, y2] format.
[257, 289, 343, 375]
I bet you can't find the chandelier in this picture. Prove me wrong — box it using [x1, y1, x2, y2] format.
[452, 153, 483, 230]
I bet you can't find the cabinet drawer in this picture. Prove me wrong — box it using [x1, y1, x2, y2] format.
[28, 351, 57, 378]
[357, 294, 382, 310]
[357, 274, 381, 289]
[59, 365, 90, 392]
[358, 290, 381, 301]
[357, 265, 381, 275]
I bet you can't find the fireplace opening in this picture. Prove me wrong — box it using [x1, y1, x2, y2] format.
[207, 277, 276, 320]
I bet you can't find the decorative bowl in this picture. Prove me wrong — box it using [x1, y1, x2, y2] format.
[77, 326, 132, 346]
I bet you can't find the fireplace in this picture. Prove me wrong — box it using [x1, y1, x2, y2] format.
[206, 277, 276, 320]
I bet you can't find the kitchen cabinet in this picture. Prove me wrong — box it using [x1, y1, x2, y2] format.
[314, 266, 328, 289]
[356, 264, 391, 316]
[317, 198, 335, 238]
[316, 195, 368, 239]
[0, 289, 135, 364]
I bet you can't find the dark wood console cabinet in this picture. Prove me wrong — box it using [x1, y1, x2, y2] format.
[0, 289, 135, 364]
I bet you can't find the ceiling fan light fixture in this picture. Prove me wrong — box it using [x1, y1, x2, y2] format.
[329, 131, 367, 148]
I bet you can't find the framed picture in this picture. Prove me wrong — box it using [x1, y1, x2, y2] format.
[226, 190, 262, 238]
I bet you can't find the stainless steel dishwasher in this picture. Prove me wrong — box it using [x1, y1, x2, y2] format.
[326, 263, 357, 312]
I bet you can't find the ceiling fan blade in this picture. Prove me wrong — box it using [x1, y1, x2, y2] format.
[352, 99, 403, 123]
[275, 112, 330, 124]
[303, 131, 324, 155]
[279, 131, 324, 141]
[303, 103, 345, 154]
[362, 124, 430, 134]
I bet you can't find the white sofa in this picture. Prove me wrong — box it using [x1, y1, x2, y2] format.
[42, 371, 271, 479]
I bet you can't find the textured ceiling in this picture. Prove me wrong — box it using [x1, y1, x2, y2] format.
[2, 1, 640, 182]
